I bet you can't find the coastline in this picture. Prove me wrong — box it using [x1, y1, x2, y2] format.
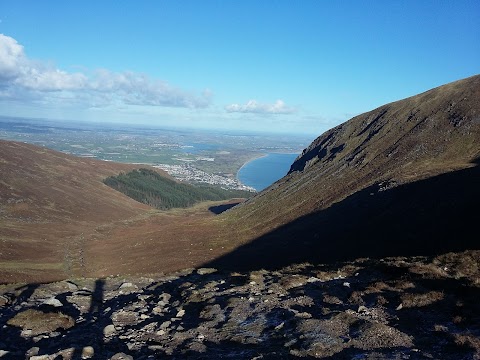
[236, 153, 268, 174]
[235, 153, 267, 192]
[236, 152, 300, 191]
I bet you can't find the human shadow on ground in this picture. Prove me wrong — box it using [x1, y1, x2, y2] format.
[0, 279, 124, 359]
[1, 254, 479, 359]
[206, 162, 480, 272]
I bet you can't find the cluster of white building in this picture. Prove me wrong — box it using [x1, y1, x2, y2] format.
[153, 164, 255, 192]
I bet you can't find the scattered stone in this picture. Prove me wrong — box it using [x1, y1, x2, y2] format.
[42, 297, 63, 307]
[197, 268, 217, 275]
[285, 339, 298, 347]
[0, 251, 478, 359]
[118, 283, 138, 293]
[26, 347, 40, 357]
[81, 346, 95, 359]
[160, 321, 171, 329]
[343, 282, 351, 288]
[21, 329, 33, 337]
[30, 356, 51, 360]
[110, 353, 133, 360]
[112, 310, 140, 326]
[148, 345, 163, 351]
[65, 281, 78, 291]
[160, 293, 172, 302]
[295, 312, 312, 319]
[103, 324, 116, 337]
[0, 295, 11, 307]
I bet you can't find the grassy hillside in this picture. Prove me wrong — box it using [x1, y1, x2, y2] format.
[104, 168, 251, 210]
[0, 141, 235, 283]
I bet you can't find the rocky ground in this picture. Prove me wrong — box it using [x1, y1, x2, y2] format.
[0, 250, 479, 359]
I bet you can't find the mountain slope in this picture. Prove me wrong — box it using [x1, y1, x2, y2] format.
[0, 141, 229, 283]
[212, 75, 480, 269]
[0, 140, 155, 222]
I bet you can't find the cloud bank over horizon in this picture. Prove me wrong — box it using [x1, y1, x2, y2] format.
[0, 34, 211, 109]
[225, 99, 296, 115]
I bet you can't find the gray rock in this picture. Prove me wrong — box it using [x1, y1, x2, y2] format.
[159, 293, 171, 304]
[358, 305, 368, 313]
[42, 297, 63, 307]
[160, 321, 171, 329]
[103, 324, 116, 337]
[81, 346, 95, 359]
[295, 312, 312, 319]
[197, 268, 217, 275]
[118, 282, 138, 292]
[110, 353, 133, 360]
[176, 309, 185, 318]
[152, 306, 163, 315]
[26, 347, 40, 357]
[65, 281, 78, 291]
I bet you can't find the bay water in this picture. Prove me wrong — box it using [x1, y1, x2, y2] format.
[237, 153, 299, 191]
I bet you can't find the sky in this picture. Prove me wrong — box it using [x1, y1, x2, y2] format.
[0, 1, 479, 135]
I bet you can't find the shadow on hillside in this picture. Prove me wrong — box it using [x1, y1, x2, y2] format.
[206, 161, 480, 272]
[208, 201, 242, 215]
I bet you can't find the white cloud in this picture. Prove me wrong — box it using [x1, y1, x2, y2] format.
[0, 34, 211, 109]
[0, 34, 25, 81]
[225, 99, 295, 114]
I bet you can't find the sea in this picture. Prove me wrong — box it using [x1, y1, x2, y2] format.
[237, 153, 299, 191]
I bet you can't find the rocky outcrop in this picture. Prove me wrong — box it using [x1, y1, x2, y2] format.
[1, 250, 479, 359]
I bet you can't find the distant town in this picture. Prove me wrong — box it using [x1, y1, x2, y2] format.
[154, 163, 256, 192]
[0, 116, 312, 191]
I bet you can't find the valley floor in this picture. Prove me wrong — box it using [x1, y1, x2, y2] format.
[0, 250, 478, 359]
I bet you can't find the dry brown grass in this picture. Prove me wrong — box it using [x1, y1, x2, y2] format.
[0, 140, 241, 283]
[400, 291, 445, 308]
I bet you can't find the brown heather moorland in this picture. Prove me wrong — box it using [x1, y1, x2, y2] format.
[0, 140, 236, 283]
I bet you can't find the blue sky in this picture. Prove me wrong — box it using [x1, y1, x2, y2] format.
[0, 1, 479, 135]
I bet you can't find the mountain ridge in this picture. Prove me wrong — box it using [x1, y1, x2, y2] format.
[209, 75, 480, 270]
[223, 75, 480, 241]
